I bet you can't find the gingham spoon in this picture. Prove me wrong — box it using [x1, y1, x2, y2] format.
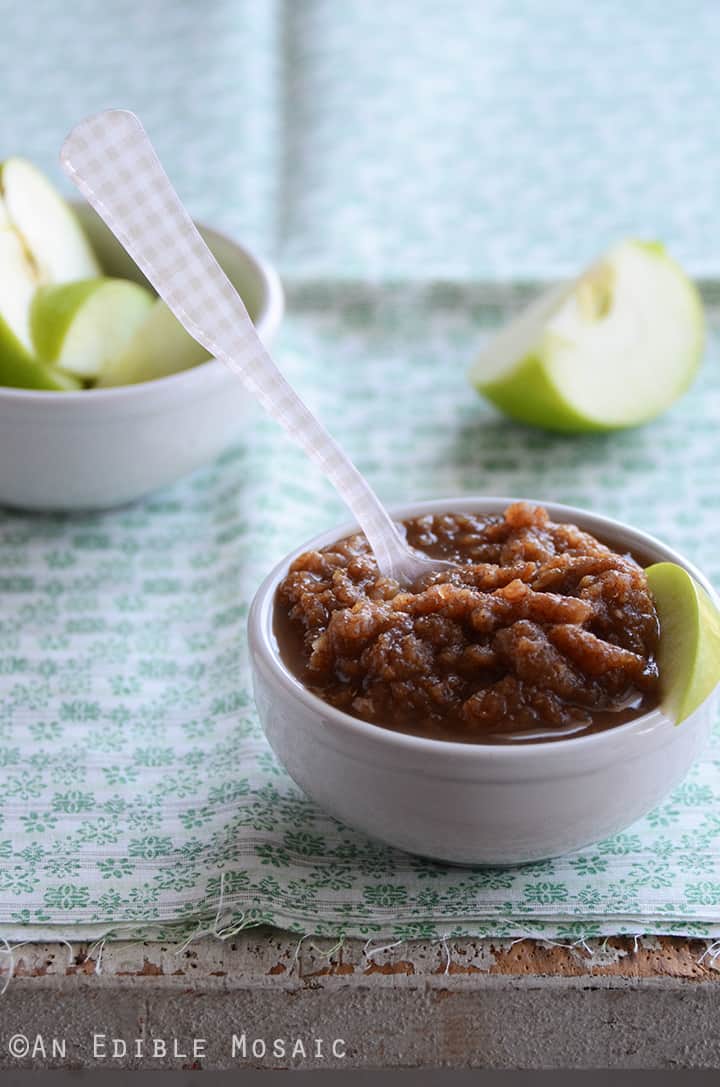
[60, 110, 452, 586]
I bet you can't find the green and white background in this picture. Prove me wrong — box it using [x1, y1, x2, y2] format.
[1, 0, 720, 943]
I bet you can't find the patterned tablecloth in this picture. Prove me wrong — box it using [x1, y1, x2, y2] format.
[1, 1, 720, 943]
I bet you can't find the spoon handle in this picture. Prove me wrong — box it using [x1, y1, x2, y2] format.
[61, 110, 407, 580]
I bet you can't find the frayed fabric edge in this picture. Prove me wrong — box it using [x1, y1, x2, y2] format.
[4, 926, 720, 995]
[5, 890, 720, 993]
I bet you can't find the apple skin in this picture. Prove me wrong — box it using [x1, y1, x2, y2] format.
[479, 350, 615, 434]
[30, 279, 100, 363]
[0, 314, 80, 390]
[470, 241, 705, 433]
[646, 562, 720, 725]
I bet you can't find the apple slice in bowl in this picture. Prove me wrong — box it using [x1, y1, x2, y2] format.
[30, 278, 154, 381]
[0, 158, 103, 390]
[647, 562, 720, 725]
[0, 222, 80, 390]
[0, 156, 100, 284]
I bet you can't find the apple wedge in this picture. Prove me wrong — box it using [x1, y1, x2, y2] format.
[0, 225, 80, 390]
[0, 157, 101, 389]
[0, 157, 99, 284]
[469, 241, 704, 432]
[646, 562, 720, 724]
[30, 278, 154, 380]
[97, 299, 210, 387]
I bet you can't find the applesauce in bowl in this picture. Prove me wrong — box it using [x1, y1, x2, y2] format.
[248, 497, 719, 865]
[274, 501, 660, 745]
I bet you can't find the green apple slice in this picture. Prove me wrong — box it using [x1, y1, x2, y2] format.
[0, 326, 80, 390]
[0, 221, 36, 352]
[0, 226, 79, 390]
[0, 157, 99, 283]
[30, 278, 154, 380]
[469, 240, 704, 432]
[646, 562, 720, 724]
[96, 299, 210, 387]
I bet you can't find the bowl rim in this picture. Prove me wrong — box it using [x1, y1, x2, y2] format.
[248, 495, 720, 760]
[0, 210, 284, 404]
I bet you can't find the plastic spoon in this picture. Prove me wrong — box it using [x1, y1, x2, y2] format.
[60, 110, 452, 586]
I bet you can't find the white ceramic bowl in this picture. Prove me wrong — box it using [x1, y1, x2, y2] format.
[249, 497, 719, 866]
[0, 203, 284, 510]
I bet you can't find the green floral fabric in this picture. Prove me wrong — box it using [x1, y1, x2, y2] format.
[1, 283, 720, 942]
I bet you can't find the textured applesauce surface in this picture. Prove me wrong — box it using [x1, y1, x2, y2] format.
[275, 502, 660, 742]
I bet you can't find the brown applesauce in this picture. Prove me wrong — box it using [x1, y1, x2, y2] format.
[274, 503, 660, 744]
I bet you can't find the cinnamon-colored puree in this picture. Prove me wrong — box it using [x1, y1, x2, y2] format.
[274, 503, 659, 744]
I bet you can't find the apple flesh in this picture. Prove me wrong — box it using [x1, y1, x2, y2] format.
[0, 213, 80, 390]
[30, 278, 155, 380]
[0, 157, 99, 283]
[0, 157, 103, 390]
[97, 299, 210, 387]
[469, 241, 705, 432]
[0, 215, 36, 352]
[646, 562, 720, 724]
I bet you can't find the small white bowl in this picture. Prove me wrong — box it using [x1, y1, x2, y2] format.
[248, 497, 719, 866]
[0, 203, 284, 511]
